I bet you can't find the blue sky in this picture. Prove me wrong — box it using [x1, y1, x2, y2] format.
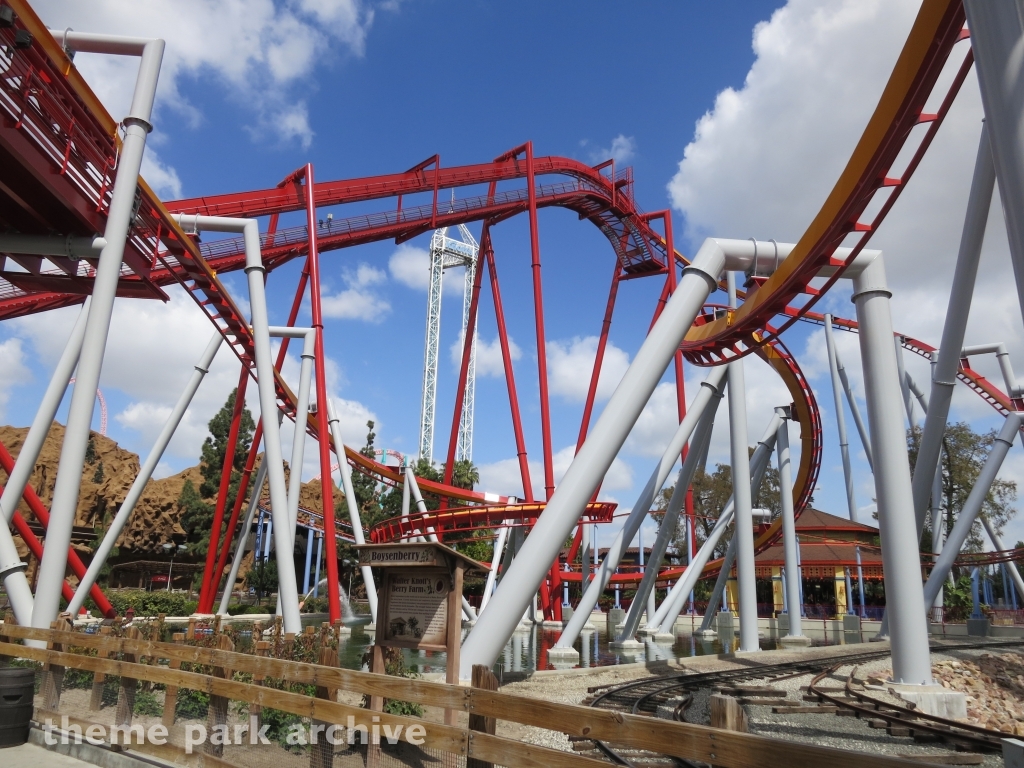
[6, 0, 1024, 549]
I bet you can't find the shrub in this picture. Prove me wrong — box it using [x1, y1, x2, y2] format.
[86, 590, 198, 618]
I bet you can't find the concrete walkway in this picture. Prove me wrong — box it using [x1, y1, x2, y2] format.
[1, 743, 94, 768]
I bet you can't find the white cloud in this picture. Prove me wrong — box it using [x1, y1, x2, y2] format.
[666, 0, 1024, 527]
[0, 338, 32, 421]
[590, 134, 636, 166]
[388, 244, 465, 297]
[449, 332, 521, 378]
[477, 443, 632, 500]
[321, 263, 390, 321]
[139, 148, 183, 199]
[34, 0, 375, 188]
[546, 336, 630, 402]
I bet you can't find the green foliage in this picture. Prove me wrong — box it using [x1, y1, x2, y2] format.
[92, 461, 104, 483]
[177, 388, 255, 557]
[175, 688, 209, 720]
[445, 459, 479, 491]
[246, 560, 278, 604]
[85, 589, 197, 617]
[134, 688, 163, 716]
[943, 573, 976, 622]
[362, 646, 424, 717]
[909, 422, 1018, 553]
[63, 667, 94, 690]
[226, 603, 267, 615]
[301, 596, 329, 613]
[85, 436, 97, 464]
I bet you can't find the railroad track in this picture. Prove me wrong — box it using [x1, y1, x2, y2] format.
[580, 639, 1024, 767]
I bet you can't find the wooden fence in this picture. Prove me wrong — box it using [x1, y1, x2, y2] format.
[0, 622, 930, 768]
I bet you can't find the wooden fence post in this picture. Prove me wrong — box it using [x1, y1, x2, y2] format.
[41, 615, 71, 710]
[114, 626, 143, 731]
[309, 644, 339, 768]
[186, 617, 196, 640]
[89, 626, 112, 711]
[161, 632, 185, 727]
[709, 694, 748, 732]
[205, 633, 235, 757]
[468, 664, 499, 768]
[251, 639, 269, 731]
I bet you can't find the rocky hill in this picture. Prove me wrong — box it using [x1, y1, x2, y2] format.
[2, 423, 342, 562]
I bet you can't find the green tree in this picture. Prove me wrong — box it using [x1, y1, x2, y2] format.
[445, 459, 479, 491]
[84, 436, 97, 464]
[92, 461, 104, 484]
[652, 449, 781, 559]
[246, 559, 278, 604]
[177, 388, 255, 556]
[908, 422, 1018, 555]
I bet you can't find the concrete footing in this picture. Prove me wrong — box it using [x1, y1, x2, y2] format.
[547, 646, 580, 665]
[696, 629, 718, 638]
[606, 608, 625, 634]
[888, 683, 967, 719]
[967, 618, 991, 637]
[779, 634, 813, 648]
[540, 620, 564, 629]
[653, 632, 676, 643]
[610, 638, 645, 651]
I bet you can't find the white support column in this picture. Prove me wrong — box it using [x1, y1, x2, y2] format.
[218, 458, 269, 615]
[67, 332, 223, 616]
[923, 414, 1021, 607]
[726, 271, 759, 653]
[654, 413, 782, 634]
[32, 32, 165, 632]
[776, 408, 807, 645]
[0, 299, 89, 525]
[326, 399, 378, 623]
[853, 254, 932, 685]
[460, 241, 724, 676]
[966, 1, 1024, 330]
[554, 365, 728, 651]
[619, 383, 722, 642]
[909, 123, 993, 536]
[479, 523, 509, 616]
[981, 513, 1024, 604]
[172, 214, 303, 633]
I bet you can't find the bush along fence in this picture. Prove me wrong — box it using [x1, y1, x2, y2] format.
[0, 615, 932, 768]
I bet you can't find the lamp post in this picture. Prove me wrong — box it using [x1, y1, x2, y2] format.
[163, 543, 187, 592]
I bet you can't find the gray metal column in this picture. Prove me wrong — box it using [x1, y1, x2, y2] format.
[775, 409, 803, 639]
[698, 537, 736, 634]
[923, 414, 1021, 606]
[618, 386, 722, 641]
[68, 331, 223, 616]
[327, 399, 378, 623]
[824, 315, 862, 526]
[911, 123, 993, 535]
[981, 513, 1024, 602]
[460, 242, 724, 676]
[218, 458, 269, 615]
[726, 272, 759, 653]
[966, 1, 1024, 330]
[554, 366, 728, 650]
[853, 254, 932, 684]
[303, 528, 315, 595]
[655, 413, 782, 633]
[32, 34, 165, 631]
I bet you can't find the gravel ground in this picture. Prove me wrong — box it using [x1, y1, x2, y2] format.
[683, 645, 1020, 767]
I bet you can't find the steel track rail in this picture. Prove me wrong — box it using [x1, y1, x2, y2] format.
[587, 639, 1024, 766]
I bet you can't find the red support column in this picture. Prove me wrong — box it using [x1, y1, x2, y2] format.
[9, 511, 75, 605]
[525, 142, 555, 500]
[303, 163, 343, 624]
[0, 441, 115, 617]
[209, 419, 263, 599]
[486, 248, 535, 503]
[198, 365, 250, 612]
[442, 224, 488, 495]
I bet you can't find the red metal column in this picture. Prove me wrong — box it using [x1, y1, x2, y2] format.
[486, 248, 534, 503]
[0, 441, 114, 617]
[443, 225, 488, 495]
[576, 260, 622, 450]
[209, 419, 263, 598]
[198, 365, 250, 612]
[9, 511, 75, 605]
[303, 163, 343, 624]
[550, 259, 622, 618]
[525, 142, 555, 500]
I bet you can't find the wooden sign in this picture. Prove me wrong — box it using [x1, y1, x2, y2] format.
[382, 568, 450, 647]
